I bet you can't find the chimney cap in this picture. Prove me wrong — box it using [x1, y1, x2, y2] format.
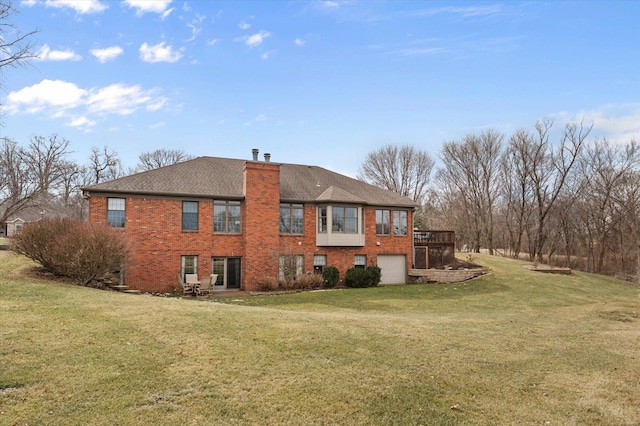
[264, 153, 271, 162]
[251, 148, 259, 161]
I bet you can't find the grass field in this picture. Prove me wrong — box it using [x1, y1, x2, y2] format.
[1, 252, 639, 425]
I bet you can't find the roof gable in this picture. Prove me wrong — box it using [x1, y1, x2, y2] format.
[315, 186, 366, 204]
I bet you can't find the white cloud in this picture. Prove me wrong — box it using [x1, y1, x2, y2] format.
[320, 1, 341, 9]
[6, 79, 86, 114]
[90, 46, 124, 63]
[244, 113, 267, 126]
[86, 83, 154, 115]
[68, 116, 97, 129]
[36, 44, 81, 61]
[43, 0, 107, 14]
[146, 97, 168, 111]
[207, 38, 219, 46]
[261, 50, 276, 60]
[161, 7, 174, 20]
[124, 0, 173, 15]
[410, 5, 503, 18]
[139, 42, 183, 63]
[150, 121, 166, 129]
[399, 47, 446, 56]
[238, 21, 251, 30]
[572, 104, 640, 143]
[186, 14, 205, 42]
[6, 79, 168, 128]
[294, 38, 306, 47]
[240, 30, 271, 48]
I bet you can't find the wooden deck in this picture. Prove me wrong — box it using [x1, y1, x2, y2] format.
[414, 230, 455, 246]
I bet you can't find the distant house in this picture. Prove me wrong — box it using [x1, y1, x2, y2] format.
[3, 218, 26, 237]
[81, 152, 418, 293]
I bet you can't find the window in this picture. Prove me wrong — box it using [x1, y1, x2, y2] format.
[318, 206, 327, 233]
[214, 200, 241, 233]
[393, 211, 408, 236]
[376, 209, 390, 235]
[280, 203, 304, 234]
[332, 206, 358, 233]
[313, 255, 327, 274]
[182, 201, 199, 231]
[107, 198, 125, 227]
[181, 255, 198, 281]
[279, 255, 304, 281]
[355, 255, 366, 269]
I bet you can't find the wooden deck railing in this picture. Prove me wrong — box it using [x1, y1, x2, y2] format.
[413, 230, 455, 246]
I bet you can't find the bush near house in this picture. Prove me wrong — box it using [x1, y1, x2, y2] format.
[291, 273, 324, 290]
[345, 265, 381, 288]
[12, 217, 129, 286]
[322, 265, 340, 288]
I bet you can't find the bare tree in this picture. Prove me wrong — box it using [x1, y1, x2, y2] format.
[500, 129, 536, 258]
[358, 144, 435, 205]
[133, 148, 194, 172]
[0, 138, 36, 226]
[504, 120, 591, 262]
[531, 120, 591, 262]
[0, 1, 37, 73]
[86, 146, 124, 184]
[0, 135, 72, 227]
[437, 129, 504, 254]
[21, 134, 71, 196]
[0, 0, 38, 122]
[576, 138, 639, 273]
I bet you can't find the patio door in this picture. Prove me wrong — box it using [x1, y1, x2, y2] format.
[211, 257, 242, 290]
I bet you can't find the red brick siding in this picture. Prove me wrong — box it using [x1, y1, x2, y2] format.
[279, 206, 413, 284]
[88, 165, 413, 292]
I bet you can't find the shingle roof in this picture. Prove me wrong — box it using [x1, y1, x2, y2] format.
[82, 156, 417, 208]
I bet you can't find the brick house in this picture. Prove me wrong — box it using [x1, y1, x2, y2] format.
[82, 152, 417, 293]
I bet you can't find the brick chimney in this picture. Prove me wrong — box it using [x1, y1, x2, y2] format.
[242, 160, 281, 290]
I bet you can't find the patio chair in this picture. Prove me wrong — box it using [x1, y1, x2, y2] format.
[195, 274, 218, 296]
[185, 274, 200, 285]
[177, 275, 193, 295]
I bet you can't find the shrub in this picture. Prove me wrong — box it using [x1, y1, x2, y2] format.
[12, 217, 76, 271]
[295, 273, 324, 290]
[277, 273, 324, 291]
[13, 218, 129, 287]
[344, 266, 381, 288]
[256, 276, 279, 292]
[345, 267, 369, 288]
[367, 265, 382, 286]
[322, 266, 339, 289]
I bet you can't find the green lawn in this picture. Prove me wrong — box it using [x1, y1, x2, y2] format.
[1, 252, 639, 425]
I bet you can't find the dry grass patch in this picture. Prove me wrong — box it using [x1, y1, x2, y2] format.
[1, 252, 639, 425]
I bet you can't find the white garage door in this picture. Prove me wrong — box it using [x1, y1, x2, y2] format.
[377, 255, 406, 285]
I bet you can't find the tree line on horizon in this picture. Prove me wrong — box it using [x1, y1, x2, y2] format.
[1, 118, 639, 282]
[359, 119, 640, 282]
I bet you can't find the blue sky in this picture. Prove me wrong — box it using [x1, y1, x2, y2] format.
[2, 0, 639, 177]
